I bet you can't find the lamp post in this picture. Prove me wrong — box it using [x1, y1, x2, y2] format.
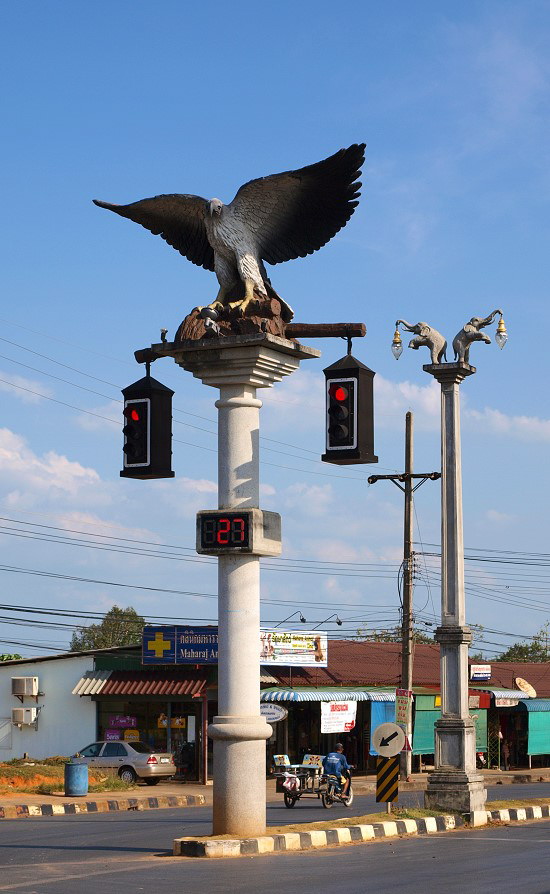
[392, 311, 507, 813]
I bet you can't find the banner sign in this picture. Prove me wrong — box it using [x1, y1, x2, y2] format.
[260, 630, 328, 666]
[395, 689, 413, 725]
[320, 701, 357, 734]
[142, 626, 218, 665]
[142, 626, 328, 667]
[470, 664, 491, 681]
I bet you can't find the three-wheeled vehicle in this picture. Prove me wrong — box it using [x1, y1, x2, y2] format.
[273, 754, 326, 808]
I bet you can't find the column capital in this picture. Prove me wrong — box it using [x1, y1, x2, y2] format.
[435, 625, 473, 645]
[423, 361, 476, 386]
[158, 333, 320, 389]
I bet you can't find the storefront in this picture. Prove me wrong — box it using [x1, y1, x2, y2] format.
[73, 664, 217, 781]
[260, 687, 395, 772]
[412, 691, 490, 767]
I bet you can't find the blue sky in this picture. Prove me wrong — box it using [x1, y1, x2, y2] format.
[1, 1, 549, 659]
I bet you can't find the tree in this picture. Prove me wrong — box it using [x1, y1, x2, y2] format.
[496, 623, 550, 663]
[70, 605, 145, 651]
[0, 653, 22, 661]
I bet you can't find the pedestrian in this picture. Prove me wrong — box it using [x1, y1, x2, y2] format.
[502, 740, 510, 771]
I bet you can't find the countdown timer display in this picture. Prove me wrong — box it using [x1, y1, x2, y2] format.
[199, 512, 251, 551]
[196, 508, 282, 557]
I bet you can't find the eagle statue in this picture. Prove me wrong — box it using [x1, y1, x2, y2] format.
[94, 143, 365, 337]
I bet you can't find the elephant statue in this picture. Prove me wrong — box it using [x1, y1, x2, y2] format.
[396, 320, 447, 364]
[452, 309, 503, 363]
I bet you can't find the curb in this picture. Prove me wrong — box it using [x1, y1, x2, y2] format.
[173, 803, 550, 858]
[174, 814, 464, 858]
[0, 793, 205, 819]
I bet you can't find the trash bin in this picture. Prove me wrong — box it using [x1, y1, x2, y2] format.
[64, 761, 89, 797]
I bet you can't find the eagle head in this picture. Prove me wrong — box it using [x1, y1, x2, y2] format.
[207, 198, 223, 218]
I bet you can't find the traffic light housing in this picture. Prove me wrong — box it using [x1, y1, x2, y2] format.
[322, 354, 378, 465]
[121, 375, 175, 479]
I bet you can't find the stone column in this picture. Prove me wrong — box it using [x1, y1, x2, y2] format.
[423, 361, 487, 814]
[173, 334, 319, 836]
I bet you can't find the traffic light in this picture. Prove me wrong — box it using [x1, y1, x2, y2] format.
[322, 354, 378, 465]
[123, 400, 149, 467]
[121, 375, 175, 479]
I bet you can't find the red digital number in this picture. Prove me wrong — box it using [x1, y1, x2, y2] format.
[232, 517, 245, 542]
[217, 518, 230, 544]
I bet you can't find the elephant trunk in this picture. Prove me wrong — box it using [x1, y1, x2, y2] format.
[396, 319, 416, 333]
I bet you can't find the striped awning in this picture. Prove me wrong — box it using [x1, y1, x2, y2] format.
[73, 670, 208, 697]
[260, 688, 395, 703]
[520, 699, 550, 712]
[72, 671, 112, 696]
[476, 689, 527, 699]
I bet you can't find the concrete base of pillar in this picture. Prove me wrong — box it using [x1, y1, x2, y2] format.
[209, 715, 271, 837]
[424, 770, 487, 813]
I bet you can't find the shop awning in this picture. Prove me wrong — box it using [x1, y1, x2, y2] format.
[260, 688, 395, 703]
[519, 699, 550, 756]
[520, 699, 550, 712]
[72, 670, 208, 697]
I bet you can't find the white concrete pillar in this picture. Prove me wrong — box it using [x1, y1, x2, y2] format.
[423, 361, 487, 814]
[174, 335, 320, 836]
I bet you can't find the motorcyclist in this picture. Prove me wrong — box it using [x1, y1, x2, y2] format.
[322, 742, 351, 796]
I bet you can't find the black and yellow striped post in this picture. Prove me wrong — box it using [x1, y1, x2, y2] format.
[376, 756, 399, 813]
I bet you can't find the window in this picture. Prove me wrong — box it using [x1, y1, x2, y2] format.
[127, 741, 153, 754]
[79, 743, 103, 757]
[101, 742, 127, 757]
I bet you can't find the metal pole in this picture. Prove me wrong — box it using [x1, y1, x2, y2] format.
[400, 411, 414, 781]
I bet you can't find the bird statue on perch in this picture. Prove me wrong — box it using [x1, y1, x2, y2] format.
[94, 144, 365, 338]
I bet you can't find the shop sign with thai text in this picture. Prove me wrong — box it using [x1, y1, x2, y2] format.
[320, 701, 357, 734]
[469, 664, 491, 681]
[395, 688, 413, 725]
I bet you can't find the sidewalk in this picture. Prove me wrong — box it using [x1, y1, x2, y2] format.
[1, 767, 548, 817]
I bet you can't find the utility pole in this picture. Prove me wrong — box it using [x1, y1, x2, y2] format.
[368, 411, 440, 780]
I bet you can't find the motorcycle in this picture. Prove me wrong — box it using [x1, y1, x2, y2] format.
[321, 768, 354, 808]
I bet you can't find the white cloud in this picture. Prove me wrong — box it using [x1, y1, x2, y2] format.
[0, 372, 53, 404]
[262, 369, 324, 432]
[0, 428, 100, 496]
[282, 482, 333, 517]
[467, 407, 550, 442]
[375, 375, 440, 430]
[75, 401, 120, 431]
[57, 511, 160, 543]
[156, 475, 217, 519]
[486, 508, 515, 524]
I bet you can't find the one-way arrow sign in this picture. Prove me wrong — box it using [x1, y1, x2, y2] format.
[372, 722, 406, 757]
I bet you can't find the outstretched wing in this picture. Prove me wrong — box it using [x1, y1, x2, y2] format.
[228, 144, 365, 265]
[93, 194, 214, 271]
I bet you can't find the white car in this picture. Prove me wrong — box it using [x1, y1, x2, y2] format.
[73, 740, 176, 784]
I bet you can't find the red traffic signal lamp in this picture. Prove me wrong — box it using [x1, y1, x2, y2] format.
[121, 375, 175, 479]
[123, 400, 149, 467]
[322, 355, 378, 465]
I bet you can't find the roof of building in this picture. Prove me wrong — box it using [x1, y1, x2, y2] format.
[269, 640, 441, 689]
[73, 668, 209, 697]
[268, 641, 550, 698]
